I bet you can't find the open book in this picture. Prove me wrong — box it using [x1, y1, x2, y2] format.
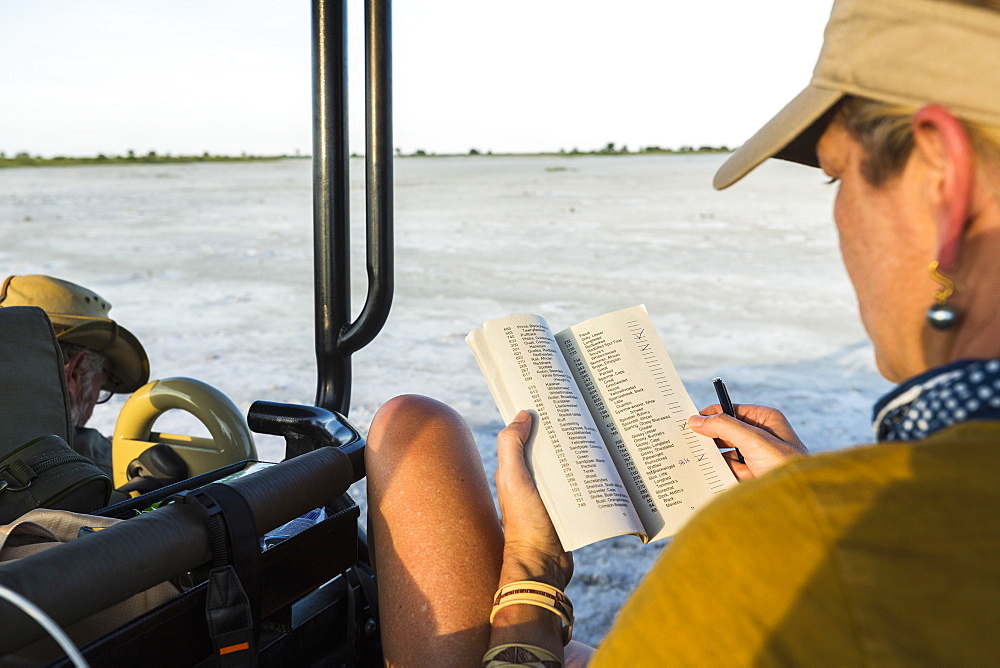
[467, 305, 737, 551]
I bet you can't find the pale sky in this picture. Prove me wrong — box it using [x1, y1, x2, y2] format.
[0, 1, 835, 158]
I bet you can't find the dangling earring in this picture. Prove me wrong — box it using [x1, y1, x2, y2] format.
[926, 260, 959, 330]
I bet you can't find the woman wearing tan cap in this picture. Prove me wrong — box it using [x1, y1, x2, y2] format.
[360, 0, 1000, 665]
[0, 275, 150, 475]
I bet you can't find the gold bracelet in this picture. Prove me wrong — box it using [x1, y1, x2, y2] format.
[494, 581, 573, 612]
[491, 596, 572, 628]
[482, 643, 562, 667]
[493, 593, 572, 628]
[490, 581, 574, 645]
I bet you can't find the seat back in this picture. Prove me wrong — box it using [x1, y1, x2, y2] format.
[0, 305, 72, 451]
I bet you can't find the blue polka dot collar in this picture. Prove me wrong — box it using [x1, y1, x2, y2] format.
[873, 358, 1000, 442]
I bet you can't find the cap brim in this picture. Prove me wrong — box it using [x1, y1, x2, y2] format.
[58, 321, 150, 393]
[713, 85, 843, 190]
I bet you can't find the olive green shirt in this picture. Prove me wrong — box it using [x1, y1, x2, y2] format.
[592, 421, 1000, 666]
[73, 427, 113, 478]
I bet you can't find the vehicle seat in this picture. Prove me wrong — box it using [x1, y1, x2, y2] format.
[0, 305, 73, 451]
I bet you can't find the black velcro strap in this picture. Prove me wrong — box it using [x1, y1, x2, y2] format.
[201, 483, 262, 643]
[206, 565, 255, 667]
[169, 482, 263, 664]
[170, 488, 228, 569]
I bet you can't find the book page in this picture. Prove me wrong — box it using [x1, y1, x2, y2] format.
[556, 305, 736, 541]
[467, 315, 645, 551]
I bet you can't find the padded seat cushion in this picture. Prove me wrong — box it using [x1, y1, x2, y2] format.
[0, 306, 72, 450]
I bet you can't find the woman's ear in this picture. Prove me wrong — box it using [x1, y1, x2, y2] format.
[911, 105, 974, 272]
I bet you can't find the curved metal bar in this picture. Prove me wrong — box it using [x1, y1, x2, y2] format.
[247, 400, 366, 477]
[312, 0, 352, 414]
[340, 0, 394, 355]
[313, 0, 393, 415]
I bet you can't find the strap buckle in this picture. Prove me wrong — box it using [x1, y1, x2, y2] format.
[0, 462, 35, 493]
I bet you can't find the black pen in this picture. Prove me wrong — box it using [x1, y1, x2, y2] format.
[712, 377, 745, 464]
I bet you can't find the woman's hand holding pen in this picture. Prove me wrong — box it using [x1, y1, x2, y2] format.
[688, 404, 808, 480]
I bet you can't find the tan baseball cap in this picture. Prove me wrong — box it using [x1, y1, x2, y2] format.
[714, 0, 1000, 190]
[0, 275, 150, 392]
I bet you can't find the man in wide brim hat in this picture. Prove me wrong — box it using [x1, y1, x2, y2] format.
[1, 274, 150, 476]
[0, 274, 150, 394]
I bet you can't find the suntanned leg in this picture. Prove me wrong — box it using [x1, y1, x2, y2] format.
[365, 394, 504, 667]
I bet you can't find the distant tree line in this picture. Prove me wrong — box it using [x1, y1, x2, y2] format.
[0, 150, 303, 169]
[1, 144, 733, 167]
[563, 142, 731, 155]
[390, 143, 732, 158]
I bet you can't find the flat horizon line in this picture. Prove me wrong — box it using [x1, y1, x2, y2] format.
[0, 145, 734, 169]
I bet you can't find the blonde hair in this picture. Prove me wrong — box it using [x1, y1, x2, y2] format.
[834, 0, 1000, 184]
[838, 96, 1000, 187]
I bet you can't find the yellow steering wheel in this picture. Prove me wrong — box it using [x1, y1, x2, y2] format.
[111, 377, 258, 489]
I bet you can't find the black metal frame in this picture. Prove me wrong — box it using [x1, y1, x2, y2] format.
[0, 3, 392, 663]
[313, 0, 394, 416]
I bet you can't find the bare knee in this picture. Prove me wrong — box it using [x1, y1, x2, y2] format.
[366, 394, 475, 467]
[371, 394, 463, 433]
[365, 395, 493, 542]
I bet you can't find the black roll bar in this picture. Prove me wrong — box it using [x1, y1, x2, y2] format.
[313, 0, 394, 416]
[0, 446, 361, 654]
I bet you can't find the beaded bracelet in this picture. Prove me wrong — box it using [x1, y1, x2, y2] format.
[489, 580, 574, 645]
[482, 643, 562, 667]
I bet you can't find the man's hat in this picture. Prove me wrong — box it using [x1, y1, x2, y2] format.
[714, 0, 1000, 190]
[0, 275, 150, 392]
